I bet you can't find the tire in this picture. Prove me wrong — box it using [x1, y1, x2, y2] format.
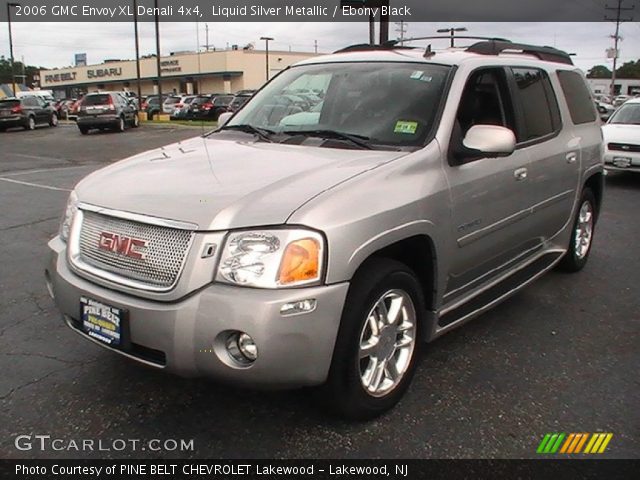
[115, 116, 125, 132]
[0, 127, 5, 132]
[322, 258, 424, 420]
[79, 126, 89, 135]
[50, 113, 58, 127]
[25, 116, 36, 131]
[131, 113, 140, 128]
[557, 188, 597, 272]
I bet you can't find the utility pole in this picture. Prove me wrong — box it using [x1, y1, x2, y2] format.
[133, 0, 142, 106]
[201, 24, 214, 51]
[437, 27, 468, 48]
[605, 0, 634, 97]
[395, 21, 407, 45]
[154, 0, 162, 104]
[7, 2, 21, 97]
[260, 36, 274, 82]
[314, 40, 318, 54]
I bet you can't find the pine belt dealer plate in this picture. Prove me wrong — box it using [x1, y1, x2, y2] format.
[612, 157, 632, 168]
[80, 296, 125, 346]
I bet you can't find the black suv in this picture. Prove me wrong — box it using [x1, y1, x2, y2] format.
[0, 96, 58, 131]
[76, 92, 139, 134]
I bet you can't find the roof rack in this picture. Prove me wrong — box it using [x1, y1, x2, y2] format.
[398, 35, 511, 44]
[333, 42, 413, 53]
[466, 40, 573, 65]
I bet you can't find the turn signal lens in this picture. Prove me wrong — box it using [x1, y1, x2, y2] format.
[278, 238, 320, 285]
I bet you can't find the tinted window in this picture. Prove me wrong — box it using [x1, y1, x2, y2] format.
[22, 97, 38, 107]
[164, 97, 180, 105]
[213, 96, 234, 106]
[0, 100, 20, 108]
[512, 68, 561, 141]
[83, 94, 111, 106]
[557, 71, 597, 124]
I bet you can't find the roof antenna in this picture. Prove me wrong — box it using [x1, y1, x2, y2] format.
[424, 44, 434, 58]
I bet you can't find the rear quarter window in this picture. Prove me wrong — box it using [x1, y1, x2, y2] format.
[557, 70, 597, 124]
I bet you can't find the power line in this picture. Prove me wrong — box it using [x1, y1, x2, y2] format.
[605, 0, 635, 95]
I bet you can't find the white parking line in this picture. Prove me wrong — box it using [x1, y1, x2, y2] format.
[0, 165, 96, 177]
[0, 177, 71, 192]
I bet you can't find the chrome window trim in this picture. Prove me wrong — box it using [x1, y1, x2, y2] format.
[67, 207, 195, 293]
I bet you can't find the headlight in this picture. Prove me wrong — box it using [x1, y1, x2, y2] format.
[59, 190, 79, 242]
[216, 229, 324, 288]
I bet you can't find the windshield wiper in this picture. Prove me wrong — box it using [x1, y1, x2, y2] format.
[281, 129, 373, 149]
[219, 124, 275, 143]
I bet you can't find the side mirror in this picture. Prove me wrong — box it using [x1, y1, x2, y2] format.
[462, 125, 516, 157]
[218, 111, 233, 126]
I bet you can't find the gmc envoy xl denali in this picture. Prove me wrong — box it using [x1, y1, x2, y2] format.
[47, 40, 604, 418]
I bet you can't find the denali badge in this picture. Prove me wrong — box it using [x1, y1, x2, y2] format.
[98, 232, 147, 260]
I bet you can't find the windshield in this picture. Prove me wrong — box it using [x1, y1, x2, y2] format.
[225, 62, 450, 148]
[609, 103, 640, 124]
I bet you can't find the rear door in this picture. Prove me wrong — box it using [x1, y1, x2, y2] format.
[444, 67, 535, 303]
[511, 67, 583, 242]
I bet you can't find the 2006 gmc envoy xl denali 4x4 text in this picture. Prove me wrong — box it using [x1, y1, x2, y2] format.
[47, 40, 604, 419]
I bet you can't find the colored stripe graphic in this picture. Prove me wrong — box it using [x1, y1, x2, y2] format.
[538, 433, 612, 454]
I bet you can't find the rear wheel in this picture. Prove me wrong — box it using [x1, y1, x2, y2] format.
[25, 116, 36, 131]
[50, 113, 58, 127]
[558, 188, 597, 272]
[322, 258, 423, 420]
[132, 113, 140, 128]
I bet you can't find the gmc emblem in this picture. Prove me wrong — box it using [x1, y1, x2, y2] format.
[98, 232, 147, 260]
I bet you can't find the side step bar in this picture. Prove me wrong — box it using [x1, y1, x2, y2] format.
[436, 250, 564, 332]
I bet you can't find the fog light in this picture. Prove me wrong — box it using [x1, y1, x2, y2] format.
[280, 299, 317, 316]
[225, 331, 257, 365]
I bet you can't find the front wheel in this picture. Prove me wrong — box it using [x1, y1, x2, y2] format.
[322, 258, 424, 420]
[25, 116, 36, 131]
[131, 113, 140, 128]
[50, 113, 58, 127]
[558, 188, 597, 272]
[78, 126, 89, 135]
[115, 116, 125, 132]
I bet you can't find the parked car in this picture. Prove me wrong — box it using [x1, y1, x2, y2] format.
[602, 98, 640, 172]
[169, 95, 197, 120]
[141, 95, 167, 120]
[0, 96, 58, 131]
[228, 93, 253, 113]
[595, 101, 615, 122]
[189, 94, 234, 120]
[47, 41, 603, 419]
[613, 95, 631, 108]
[76, 92, 139, 134]
[162, 95, 184, 114]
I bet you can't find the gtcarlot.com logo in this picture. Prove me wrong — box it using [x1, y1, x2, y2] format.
[536, 433, 613, 454]
[14, 435, 195, 452]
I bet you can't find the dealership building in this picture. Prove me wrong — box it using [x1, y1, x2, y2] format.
[38, 48, 318, 98]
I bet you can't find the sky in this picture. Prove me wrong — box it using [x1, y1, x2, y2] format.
[2, 21, 640, 73]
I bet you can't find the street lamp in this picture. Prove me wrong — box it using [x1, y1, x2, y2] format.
[7, 2, 21, 97]
[260, 36, 274, 82]
[133, 0, 142, 106]
[437, 27, 468, 48]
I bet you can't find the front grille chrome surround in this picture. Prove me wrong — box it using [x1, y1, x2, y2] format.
[68, 204, 197, 292]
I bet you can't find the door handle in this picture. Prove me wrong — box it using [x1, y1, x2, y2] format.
[514, 167, 528, 181]
[566, 152, 578, 164]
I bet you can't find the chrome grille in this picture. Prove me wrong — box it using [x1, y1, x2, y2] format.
[77, 210, 194, 289]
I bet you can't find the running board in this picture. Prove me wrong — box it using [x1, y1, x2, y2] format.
[436, 250, 564, 332]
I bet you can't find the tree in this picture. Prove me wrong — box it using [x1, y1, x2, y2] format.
[615, 60, 640, 79]
[0, 55, 43, 88]
[586, 65, 612, 79]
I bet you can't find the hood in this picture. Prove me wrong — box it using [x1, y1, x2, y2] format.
[76, 136, 407, 230]
[602, 123, 640, 144]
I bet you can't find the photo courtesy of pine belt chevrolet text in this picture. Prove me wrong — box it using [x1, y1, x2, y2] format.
[46, 40, 604, 419]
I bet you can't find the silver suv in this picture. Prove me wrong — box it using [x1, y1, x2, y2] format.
[47, 41, 604, 419]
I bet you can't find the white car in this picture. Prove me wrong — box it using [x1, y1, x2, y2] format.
[602, 98, 640, 172]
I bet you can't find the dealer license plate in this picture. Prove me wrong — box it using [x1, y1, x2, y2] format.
[612, 157, 632, 168]
[80, 297, 124, 346]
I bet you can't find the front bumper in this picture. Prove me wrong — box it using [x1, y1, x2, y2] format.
[46, 236, 349, 388]
[604, 150, 640, 173]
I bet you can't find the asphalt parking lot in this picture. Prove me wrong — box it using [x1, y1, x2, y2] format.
[0, 124, 638, 460]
